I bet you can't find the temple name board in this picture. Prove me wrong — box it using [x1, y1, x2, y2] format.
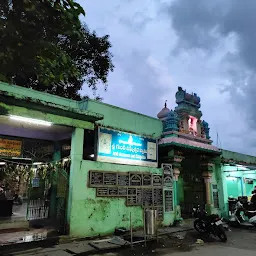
[0, 138, 22, 157]
[97, 127, 158, 167]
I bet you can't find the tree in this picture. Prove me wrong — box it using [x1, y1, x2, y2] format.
[0, 0, 114, 100]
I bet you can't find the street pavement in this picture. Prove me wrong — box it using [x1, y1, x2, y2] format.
[164, 245, 255, 256]
[162, 228, 256, 256]
[109, 228, 256, 256]
[5, 227, 256, 255]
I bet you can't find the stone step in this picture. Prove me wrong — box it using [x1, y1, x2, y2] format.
[0, 218, 29, 232]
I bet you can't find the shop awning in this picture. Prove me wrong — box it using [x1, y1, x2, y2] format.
[158, 136, 222, 154]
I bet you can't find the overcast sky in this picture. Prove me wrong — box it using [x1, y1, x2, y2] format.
[79, 0, 256, 156]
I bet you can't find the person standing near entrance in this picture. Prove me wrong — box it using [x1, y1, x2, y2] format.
[0, 187, 6, 200]
[250, 186, 256, 207]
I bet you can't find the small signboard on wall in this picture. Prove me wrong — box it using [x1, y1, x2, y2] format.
[96, 127, 158, 167]
[0, 138, 22, 157]
[88, 170, 164, 220]
[32, 178, 40, 188]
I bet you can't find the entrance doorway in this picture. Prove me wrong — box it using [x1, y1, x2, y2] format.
[179, 153, 206, 218]
[0, 115, 72, 244]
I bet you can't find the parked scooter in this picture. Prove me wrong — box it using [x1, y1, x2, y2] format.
[229, 200, 256, 227]
[192, 205, 227, 242]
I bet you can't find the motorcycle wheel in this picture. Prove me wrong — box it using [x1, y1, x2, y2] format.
[217, 226, 227, 242]
[194, 219, 205, 233]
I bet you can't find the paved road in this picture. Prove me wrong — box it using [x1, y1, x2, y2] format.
[114, 228, 256, 256]
[157, 228, 256, 256]
[164, 245, 255, 256]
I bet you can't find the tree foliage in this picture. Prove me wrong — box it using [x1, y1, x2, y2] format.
[0, 0, 114, 99]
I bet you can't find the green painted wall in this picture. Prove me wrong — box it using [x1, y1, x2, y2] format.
[87, 100, 163, 138]
[69, 160, 175, 238]
[222, 150, 256, 164]
[66, 101, 169, 238]
[218, 164, 256, 218]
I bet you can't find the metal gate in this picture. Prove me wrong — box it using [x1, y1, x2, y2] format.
[180, 155, 206, 218]
[56, 167, 69, 234]
[26, 163, 69, 234]
[181, 187, 205, 217]
[26, 175, 51, 221]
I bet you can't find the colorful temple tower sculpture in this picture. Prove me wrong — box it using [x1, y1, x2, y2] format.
[157, 87, 211, 140]
[201, 120, 210, 140]
[163, 110, 179, 132]
[157, 87, 221, 218]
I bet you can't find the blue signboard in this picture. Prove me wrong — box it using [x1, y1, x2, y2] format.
[97, 127, 158, 167]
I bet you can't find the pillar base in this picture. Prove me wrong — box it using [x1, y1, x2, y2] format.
[175, 205, 181, 219]
[205, 204, 212, 215]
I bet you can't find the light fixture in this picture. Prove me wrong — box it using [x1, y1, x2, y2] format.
[0, 162, 6, 165]
[32, 162, 43, 165]
[226, 176, 237, 181]
[12, 157, 32, 160]
[9, 115, 52, 126]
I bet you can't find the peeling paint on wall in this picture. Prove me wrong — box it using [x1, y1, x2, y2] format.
[69, 160, 175, 238]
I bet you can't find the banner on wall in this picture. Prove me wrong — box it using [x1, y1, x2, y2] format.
[97, 127, 158, 167]
[0, 138, 22, 157]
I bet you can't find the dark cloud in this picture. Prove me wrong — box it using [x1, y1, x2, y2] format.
[164, 0, 256, 128]
[169, 0, 222, 51]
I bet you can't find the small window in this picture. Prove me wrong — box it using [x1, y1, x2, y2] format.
[212, 184, 218, 190]
[212, 184, 219, 208]
[83, 129, 97, 161]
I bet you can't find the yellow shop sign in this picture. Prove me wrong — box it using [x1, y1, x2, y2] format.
[0, 138, 22, 157]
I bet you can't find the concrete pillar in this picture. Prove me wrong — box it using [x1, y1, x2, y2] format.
[202, 171, 213, 213]
[173, 167, 180, 205]
[171, 153, 184, 220]
[67, 128, 84, 232]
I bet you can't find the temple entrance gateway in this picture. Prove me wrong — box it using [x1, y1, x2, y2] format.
[179, 153, 206, 218]
[157, 87, 222, 219]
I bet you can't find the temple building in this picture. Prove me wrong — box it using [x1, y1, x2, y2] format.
[0, 82, 255, 241]
[157, 87, 221, 216]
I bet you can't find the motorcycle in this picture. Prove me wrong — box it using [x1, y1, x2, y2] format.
[192, 205, 227, 242]
[229, 201, 256, 227]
